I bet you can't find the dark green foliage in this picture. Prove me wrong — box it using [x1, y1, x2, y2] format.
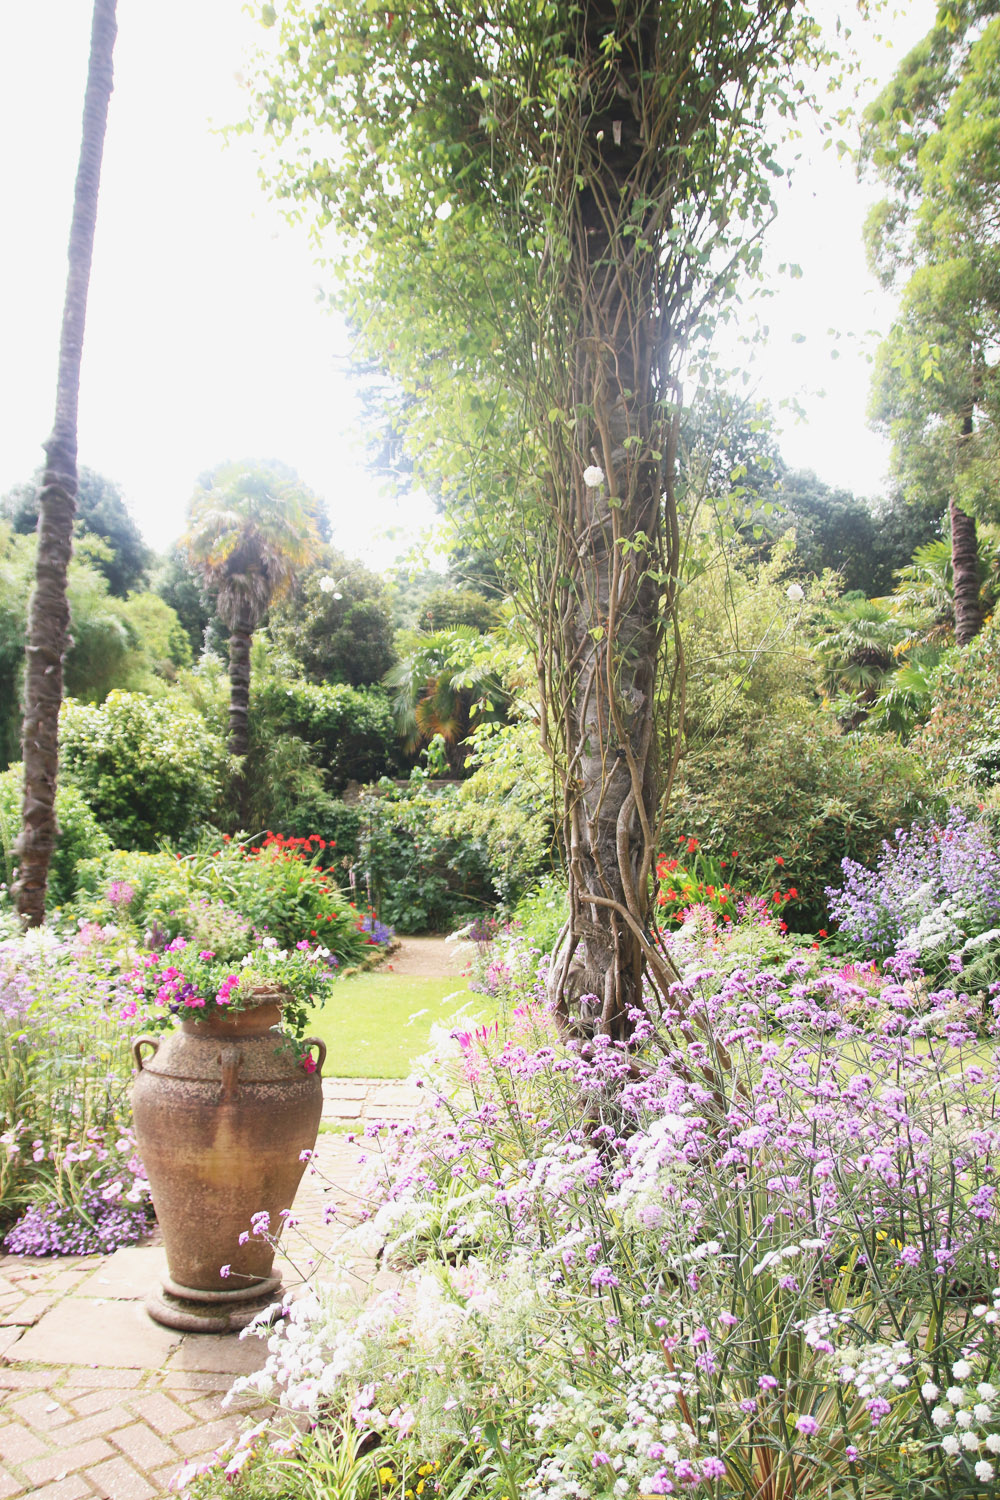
[775, 472, 898, 597]
[1, 467, 150, 597]
[416, 586, 499, 633]
[913, 616, 1000, 789]
[357, 778, 498, 932]
[254, 679, 402, 793]
[666, 719, 936, 929]
[267, 551, 396, 687]
[0, 766, 111, 906]
[59, 691, 228, 849]
[153, 545, 218, 657]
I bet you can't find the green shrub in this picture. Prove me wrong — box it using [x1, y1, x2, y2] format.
[665, 716, 938, 929]
[509, 872, 568, 952]
[358, 777, 498, 932]
[59, 691, 227, 849]
[255, 679, 402, 792]
[912, 614, 1000, 790]
[0, 766, 112, 906]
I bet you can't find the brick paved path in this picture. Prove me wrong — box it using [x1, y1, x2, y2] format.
[0, 1084, 425, 1500]
[0, 936, 461, 1497]
[0, 935, 462, 1498]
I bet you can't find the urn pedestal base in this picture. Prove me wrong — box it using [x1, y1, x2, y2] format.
[146, 1273, 283, 1333]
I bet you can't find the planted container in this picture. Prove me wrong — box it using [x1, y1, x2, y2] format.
[131, 987, 325, 1332]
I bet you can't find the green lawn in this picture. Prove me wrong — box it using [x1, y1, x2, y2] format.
[308, 971, 492, 1078]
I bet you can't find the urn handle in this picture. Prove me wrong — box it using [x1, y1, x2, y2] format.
[132, 1034, 160, 1073]
[218, 1043, 241, 1103]
[303, 1037, 327, 1077]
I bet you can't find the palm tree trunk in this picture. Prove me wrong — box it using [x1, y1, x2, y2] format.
[950, 496, 983, 647]
[15, 0, 118, 927]
[228, 618, 253, 760]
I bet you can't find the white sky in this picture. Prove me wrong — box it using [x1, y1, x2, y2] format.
[0, 0, 936, 567]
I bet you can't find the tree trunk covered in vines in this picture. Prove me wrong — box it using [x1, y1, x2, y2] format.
[555, 0, 664, 1037]
[15, 0, 117, 927]
[245, 0, 811, 1036]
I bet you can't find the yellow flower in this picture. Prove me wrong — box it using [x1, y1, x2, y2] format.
[378, 1468, 396, 1485]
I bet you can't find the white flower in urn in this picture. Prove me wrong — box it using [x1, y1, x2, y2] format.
[583, 465, 605, 489]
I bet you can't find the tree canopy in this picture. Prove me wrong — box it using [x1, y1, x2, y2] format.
[248, 0, 827, 1030]
[863, 1, 1000, 643]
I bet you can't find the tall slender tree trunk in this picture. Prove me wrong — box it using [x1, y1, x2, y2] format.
[228, 618, 253, 759]
[15, 0, 118, 927]
[228, 613, 254, 829]
[951, 497, 982, 646]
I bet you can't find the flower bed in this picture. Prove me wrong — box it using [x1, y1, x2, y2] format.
[178, 903, 1000, 1500]
[0, 835, 394, 1254]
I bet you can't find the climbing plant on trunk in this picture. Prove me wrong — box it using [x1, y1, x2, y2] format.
[249, 0, 824, 1033]
[15, 0, 118, 927]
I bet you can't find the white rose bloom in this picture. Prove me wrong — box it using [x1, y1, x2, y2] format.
[786, 582, 805, 602]
[318, 576, 336, 593]
[583, 465, 605, 488]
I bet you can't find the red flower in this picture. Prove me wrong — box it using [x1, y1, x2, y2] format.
[818, 929, 828, 938]
[786, 887, 798, 900]
[686, 837, 698, 853]
[774, 856, 784, 866]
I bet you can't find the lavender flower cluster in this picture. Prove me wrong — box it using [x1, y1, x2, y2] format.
[4, 1179, 153, 1256]
[828, 807, 1000, 964]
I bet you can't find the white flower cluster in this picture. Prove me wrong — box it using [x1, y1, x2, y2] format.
[928, 1361, 1000, 1479]
[752, 1239, 825, 1278]
[795, 1306, 856, 1351]
[902, 898, 968, 957]
[605, 1113, 694, 1232]
[836, 1339, 911, 1398]
[524, 1353, 705, 1500]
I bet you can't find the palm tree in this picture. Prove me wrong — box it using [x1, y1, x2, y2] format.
[15, 0, 118, 927]
[385, 627, 504, 773]
[816, 598, 905, 731]
[184, 463, 320, 769]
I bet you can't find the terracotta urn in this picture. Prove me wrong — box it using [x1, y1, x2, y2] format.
[131, 988, 325, 1332]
